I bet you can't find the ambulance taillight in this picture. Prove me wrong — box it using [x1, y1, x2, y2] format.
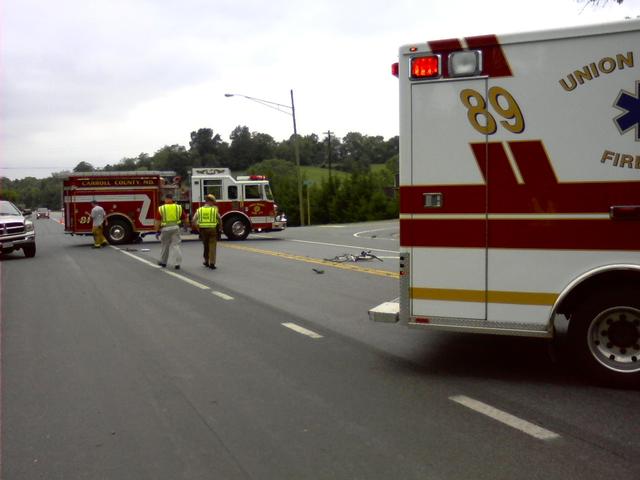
[411, 55, 440, 79]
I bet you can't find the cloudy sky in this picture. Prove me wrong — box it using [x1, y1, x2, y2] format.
[2, 0, 638, 179]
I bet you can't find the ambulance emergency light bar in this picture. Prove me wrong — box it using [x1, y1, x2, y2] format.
[392, 49, 482, 79]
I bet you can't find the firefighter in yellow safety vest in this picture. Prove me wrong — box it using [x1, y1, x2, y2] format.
[193, 194, 222, 269]
[155, 193, 184, 269]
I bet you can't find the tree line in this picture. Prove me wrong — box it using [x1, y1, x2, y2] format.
[0, 127, 399, 226]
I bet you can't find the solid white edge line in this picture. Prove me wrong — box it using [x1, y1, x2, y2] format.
[115, 247, 161, 268]
[212, 291, 234, 301]
[353, 226, 398, 238]
[116, 247, 210, 289]
[450, 395, 560, 441]
[163, 270, 210, 290]
[281, 322, 323, 339]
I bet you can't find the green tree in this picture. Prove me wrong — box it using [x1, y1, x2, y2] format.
[73, 161, 95, 172]
[152, 145, 191, 179]
[297, 134, 324, 166]
[339, 132, 372, 172]
[228, 126, 277, 170]
[248, 158, 301, 225]
[135, 153, 153, 170]
[251, 133, 277, 164]
[0, 178, 20, 203]
[189, 128, 228, 167]
[39, 177, 62, 209]
[228, 126, 253, 170]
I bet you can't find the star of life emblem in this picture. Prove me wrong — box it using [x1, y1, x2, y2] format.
[613, 80, 640, 141]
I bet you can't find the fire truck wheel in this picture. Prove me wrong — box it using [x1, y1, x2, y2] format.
[568, 287, 640, 387]
[105, 218, 133, 245]
[223, 216, 250, 241]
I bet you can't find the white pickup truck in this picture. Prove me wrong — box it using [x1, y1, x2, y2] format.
[0, 200, 36, 257]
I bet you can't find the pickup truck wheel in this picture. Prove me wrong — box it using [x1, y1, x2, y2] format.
[223, 217, 250, 241]
[23, 244, 36, 258]
[104, 219, 132, 245]
[568, 288, 640, 387]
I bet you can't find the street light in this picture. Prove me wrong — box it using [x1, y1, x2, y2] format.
[224, 90, 305, 226]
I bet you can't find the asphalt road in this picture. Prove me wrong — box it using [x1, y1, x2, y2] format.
[1, 216, 639, 479]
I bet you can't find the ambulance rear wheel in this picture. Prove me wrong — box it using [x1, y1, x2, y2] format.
[223, 216, 250, 241]
[105, 218, 133, 245]
[568, 287, 640, 387]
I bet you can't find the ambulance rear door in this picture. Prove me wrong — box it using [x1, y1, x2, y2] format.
[408, 77, 488, 322]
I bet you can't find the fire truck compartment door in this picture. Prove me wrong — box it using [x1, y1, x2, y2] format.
[63, 187, 75, 229]
[409, 79, 488, 321]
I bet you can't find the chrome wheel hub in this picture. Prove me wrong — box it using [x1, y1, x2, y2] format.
[588, 306, 640, 373]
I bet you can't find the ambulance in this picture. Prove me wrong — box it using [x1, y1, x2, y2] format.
[369, 19, 640, 385]
[63, 168, 285, 244]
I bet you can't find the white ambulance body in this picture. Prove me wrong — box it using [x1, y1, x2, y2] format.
[370, 19, 640, 384]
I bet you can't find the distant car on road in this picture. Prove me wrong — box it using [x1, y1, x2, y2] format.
[36, 208, 50, 219]
[0, 200, 36, 257]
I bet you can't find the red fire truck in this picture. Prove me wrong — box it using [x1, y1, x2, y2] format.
[63, 169, 286, 244]
[189, 167, 286, 240]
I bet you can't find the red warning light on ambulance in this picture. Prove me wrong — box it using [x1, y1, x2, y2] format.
[411, 55, 440, 79]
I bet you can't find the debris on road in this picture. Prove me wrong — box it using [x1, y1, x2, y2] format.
[324, 250, 383, 263]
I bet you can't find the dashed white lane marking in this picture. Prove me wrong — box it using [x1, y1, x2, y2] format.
[281, 322, 323, 339]
[212, 291, 234, 301]
[450, 395, 560, 441]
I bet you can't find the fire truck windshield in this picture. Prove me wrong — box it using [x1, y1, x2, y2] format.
[265, 185, 274, 201]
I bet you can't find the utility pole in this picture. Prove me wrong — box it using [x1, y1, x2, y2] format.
[323, 130, 333, 224]
[324, 130, 333, 190]
[291, 90, 304, 226]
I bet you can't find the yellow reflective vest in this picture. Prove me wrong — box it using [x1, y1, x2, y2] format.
[196, 206, 219, 228]
[159, 203, 182, 227]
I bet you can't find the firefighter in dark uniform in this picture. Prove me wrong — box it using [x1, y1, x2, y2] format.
[193, 194, 222, 269]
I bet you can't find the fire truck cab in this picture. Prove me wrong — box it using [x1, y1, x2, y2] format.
[189, 168, 286, 241]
